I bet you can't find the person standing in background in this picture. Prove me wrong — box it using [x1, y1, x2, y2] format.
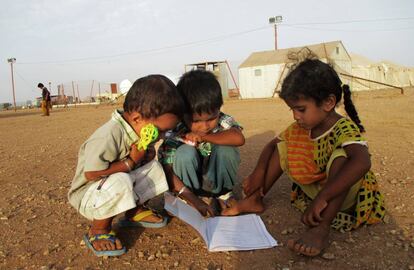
[37, 83, 51, 116]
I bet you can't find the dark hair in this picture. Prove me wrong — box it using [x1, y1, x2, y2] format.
[279, 59, 365, 132]
[37, 83, 44, 88]
[176, 69, 223, 115]
[123, 74, 184, 119]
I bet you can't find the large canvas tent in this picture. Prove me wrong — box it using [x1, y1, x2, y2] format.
[238, 41, 412, 99]
[238, 41, 352, 98]
[350, 53, 414, 91]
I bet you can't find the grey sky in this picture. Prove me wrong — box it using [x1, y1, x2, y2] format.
[1, 0, 413, 103]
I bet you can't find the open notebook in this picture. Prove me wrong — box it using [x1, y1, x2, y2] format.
[164, 192, 278, 252]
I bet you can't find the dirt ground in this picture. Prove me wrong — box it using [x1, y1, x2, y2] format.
[0, 88, 413, 270]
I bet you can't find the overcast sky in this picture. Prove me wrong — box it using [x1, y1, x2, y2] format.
[1, 0, 413, 103]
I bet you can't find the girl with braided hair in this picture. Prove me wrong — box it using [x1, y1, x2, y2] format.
[222, 59, 385, 257]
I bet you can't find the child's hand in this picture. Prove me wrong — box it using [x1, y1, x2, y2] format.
[143, 145, 156, 163]
[302, 196, 328, 227]
[129, 144, 145, 164]
[192, 198, 216, 217]
[184, 132, 203, 145]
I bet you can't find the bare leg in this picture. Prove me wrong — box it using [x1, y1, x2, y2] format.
[222, 144, 283, 216]
[288, 157, 348, 256]
[89, 218, 123, 251]
[243, 138, 278, 196]
[221, 189, 265, 216]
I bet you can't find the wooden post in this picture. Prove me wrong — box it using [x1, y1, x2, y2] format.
[274, 23, 278, 50]
[323, 43, 328, 59]
[225, 60, 241, 99]
[98, 82, 101, 102]
[8, 58, 17, 111]
[90, 80, 94, 99]
[77, 84, 81, 103]
[272, 64, 288, 97]
[339, 73, 404, 94]
[71, 81, 76, 107]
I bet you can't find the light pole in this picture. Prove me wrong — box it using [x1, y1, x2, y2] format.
[7, 58, 17, 111]
[269, 16, 283, 50]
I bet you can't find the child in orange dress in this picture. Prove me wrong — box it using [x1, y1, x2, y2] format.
[222, 59, 385, 257]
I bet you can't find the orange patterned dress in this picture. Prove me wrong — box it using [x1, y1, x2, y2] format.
[277, 118, 385, 231]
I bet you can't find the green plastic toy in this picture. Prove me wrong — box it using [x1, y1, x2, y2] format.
[136, 123, 158, 150]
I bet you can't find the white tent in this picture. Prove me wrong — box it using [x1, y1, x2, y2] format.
[238, 41, 412, 99]
[350, 53, 413, 91]
[238, 41, 352, 98]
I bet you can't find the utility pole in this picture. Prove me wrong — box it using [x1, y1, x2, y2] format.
[90, 80, 94, 99]
[98, 82, 101, 103]
[71, 81, 76, 107]
[7, 58, 17, 111]
[269, 16, 283, 50]
[76, 84, 80, 103]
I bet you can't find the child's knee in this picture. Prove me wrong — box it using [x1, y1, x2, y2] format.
[106, 172, 134, 191]
[79, 173, 135, 220]
[213, 145, 240, 163]
[175, 144, 199, 163]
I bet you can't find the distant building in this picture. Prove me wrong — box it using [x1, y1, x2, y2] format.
[95, 83, 122, 102]
[0, 103, 12, 110]
[185, 61, 232, 98]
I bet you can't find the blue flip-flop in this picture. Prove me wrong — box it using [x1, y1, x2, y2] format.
[83, 231, 126, 257]
[118, 210, 168, 228]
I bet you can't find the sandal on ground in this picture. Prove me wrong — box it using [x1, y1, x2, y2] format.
[83, 231, 126, 257]
[118, 209, 168, 228]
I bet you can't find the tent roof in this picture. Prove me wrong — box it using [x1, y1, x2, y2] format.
[239, 41, 349, 68]
[185, 61, 226, 66]
[379, 60, 407, 69]
[350, 53, 375, 67]
[351, 53, 412, 69]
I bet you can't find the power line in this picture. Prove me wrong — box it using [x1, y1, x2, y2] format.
[19, 26, 269, 65]
[13, 68, 41, 94]
[284, 25, 414, 32]
[284, 17, 414, 26]
[16, 17, 414, 65]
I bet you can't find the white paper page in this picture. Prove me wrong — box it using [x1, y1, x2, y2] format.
[164, 192, 208, 243]
[205, 214, 277, 252]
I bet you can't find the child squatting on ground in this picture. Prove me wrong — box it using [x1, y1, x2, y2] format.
[68, 75, 184, 257]
[158, 70, 245, 217]
[222, 59, 386, 257]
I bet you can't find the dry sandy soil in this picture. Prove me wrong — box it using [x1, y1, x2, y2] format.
[0, 88, 413, 270]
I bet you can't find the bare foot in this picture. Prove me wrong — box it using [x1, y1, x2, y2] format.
[221, 193, 265, 216]
[287, 224, 330, 257]
[242, 173, 263, 197]
[89, 229, 123, 251]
